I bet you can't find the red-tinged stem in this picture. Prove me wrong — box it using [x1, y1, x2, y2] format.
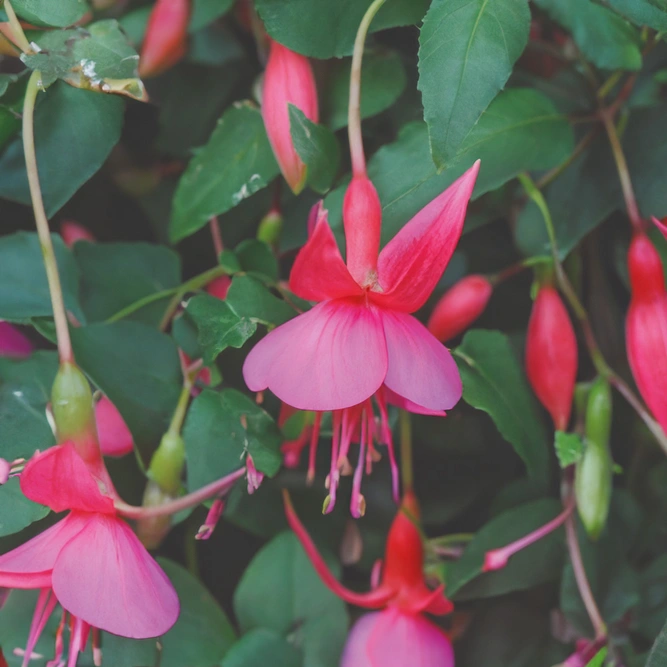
[348, 0, 387, 176]
[115, 467, 245, 519]
[399, 410, 413, 493]
[283, 490, 394, 608]
[23, 70, 74, 364]
[3, 0, 31, 53]
[209, 216, 223, 257]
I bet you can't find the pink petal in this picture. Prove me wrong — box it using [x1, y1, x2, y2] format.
[52, 514, 179, 638]
[381, 311, 461, 411]
[0, 321, 33, 359]
[0, 513, 88, 588]
[60, 221, 95, 247]
[243, 299, 387, 411]
[341, 610, 454, 667]
[206, 275, 231, 300]
[20, 444, 115, 514]
[95, 397, 134, 458]
[383, 387, 446, 417]
[373, 161, 480, 313]
[289, 206, 363, 302]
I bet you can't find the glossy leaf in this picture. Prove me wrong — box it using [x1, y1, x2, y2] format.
[9, 0, 88, 27]
[602, 0, 667, 30]
[225, 275, 297, 327]
[648, 619, 667, 667]
[222, 629, 301, 667]
[190, 0, 236, 31]
[0, 478, 49, 537]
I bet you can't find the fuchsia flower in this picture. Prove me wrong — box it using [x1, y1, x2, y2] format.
[95, 396, 134, 458]
[285, 491, 454, 666]
[0, 443, 179, 666]
[0, 321, 33, 358]
[206, 275, 232, 300]
[139, 0, 190, 78]
[243, 163, 480, 514]
[60, 221, 95, 246]
[262, 39, 319, 194]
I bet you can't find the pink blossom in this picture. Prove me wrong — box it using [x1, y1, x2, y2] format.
[0, 321, 33, 359]
[244, 163, 479, 513]
[60, 221, 95, 246]
[95, 396, 134, 457]
[139, 0, 190, 78]
[0, 459, 9, 485]
[0, 444, 179, 666]
[206, 275, 232, 301]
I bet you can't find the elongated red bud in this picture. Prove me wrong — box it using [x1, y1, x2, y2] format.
[262, 39, 318, 194]
[525, 285, 578, 431]
[61, 220, 95, 246]
[95, 396, 134, 458]
[139, 0, 190, 79]
[427, 275, 493, 342]
[206, 275, 231, 300]
[343, 175, 382, 287]
[626, 232, 667, 433]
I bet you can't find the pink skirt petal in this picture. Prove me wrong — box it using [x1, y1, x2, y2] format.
[381, 311, 461, 411]
[243, 299, 388, 411]
[52, 515, 179, 638]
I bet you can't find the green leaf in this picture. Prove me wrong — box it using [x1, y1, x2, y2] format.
[21, 20, 145, 100]
[0, 83, 123, 216]
[0, 478, 49, 537]
[254, 0, 429, 58]
[454, 330, 550, 485]
[534, 0, 642, 71]
[446, 499, 564, 599]
[325, 88, 574, 246]
[235, 239, 279, 283]
[233, 532, 349, 667]
[70, 322, 182, 457]
[184, 388, 283, 491]
[186, 294, 257, 365]
[170, 103, 280, 243]
[636, 555, 667, 640]
[9, 0, 88, 27]
[324, 49, 406, 130]
[585, 648, 608, 667]
[190, 0, 235, 32]
[226, 275, 297, 327]
[418, 0, 530, 167]
[0, 232, 84, 323]
[555, 431, 585, 468]
[102, 635, 158, 667]
[648, 619, 667, 667]
[158, 559, 236, 667]
[74, 242, 182, 326]
[222, 629, 301, 667]
[289, 105, 340, 194]
[601, 0, 667, 30]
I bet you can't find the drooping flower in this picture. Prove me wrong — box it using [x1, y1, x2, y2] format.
[285, 490, 454, 666]
[0, 444, 179, 666]
[427, 275, 493, 343]
[139, 0, 190, 78]
[0, 321, 33, 359]
[60, 221, 95, 247]
[525, 284, 578, 431]
[626, 229, 667, 434]
[95, 395, 134, 458]
[262, 39, 319, 194]
[244, 163, 480, 514]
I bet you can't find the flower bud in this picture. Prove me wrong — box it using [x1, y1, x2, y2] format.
[0, 321, 33, 359]
[136, 479, 175, 550]
[95, 396, 134, 457]
[205, 275, 231, 301]
[427, 275, 493, 342]
[139, 0, 190, 79]
[575, 377, 613, 540]
[61, 220, 95, 247]
[148, 430, 186, 496]
[256, 208, 283, 247]
[51, 362, 95, 442]
[526, 284, 578, 431]
[262, 39, 318, 194]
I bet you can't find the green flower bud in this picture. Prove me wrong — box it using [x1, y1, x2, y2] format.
[51, 362, 95, 442]
[148, 430, 186, 496]
[256, 209, 283, 247]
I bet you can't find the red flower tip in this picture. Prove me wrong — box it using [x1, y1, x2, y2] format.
[139, 0, 190, 79]
[206, 275, 232, 301]
[427, 274, 493, 342]
[525, 285, 578, 431]
[628, 232, 665, 300]
[262, 39, 319, 194]
[482, 549, 508, 572]
[61, 220, 95, 247]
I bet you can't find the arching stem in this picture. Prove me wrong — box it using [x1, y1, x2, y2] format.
[399, 410, 413, 493]
[3, 0, 32, 54]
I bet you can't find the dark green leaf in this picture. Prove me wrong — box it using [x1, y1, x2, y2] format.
[454, 330, 550, 485]
[0, 478, 49, 537]
[0, 83, 123, 216]
[222, 629, 301, 667]
[170, 102, 280, 243]
[226, 275, 297, 327]
[186, 294, 257, 365]
[446, 499, 564, 599]
[534, 0, 642, 71]
[289, 105, 340, 194]
[102, 634, 158, 667]
[601, 0, 667, 31]
[184, 388, 282, 490]
[636, 555, 667, 640]
[254, 0, 429, 58]
[235, 239, 279, 283]
[418, 0, 530, 166]
[190, 0, 236, 32]
[648, 618, 667, 667]
[10, 0, 88, 27]
[555, 431, 585, 468]
[158, 559, 236, 667]
[233, 532, 348, 667]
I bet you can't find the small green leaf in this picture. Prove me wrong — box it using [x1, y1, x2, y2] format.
[226, 275, 297, 327]
[289, 105, 340, 194]
[190, 0, 235, 31]
[9, 0, 88, 27]
[186, 294, 257, 365]
[418, 0, 531, 166]
[649, 618, 667, 667]
[602, 0, 667, 30]
[170, 103, 280, 243]
[222, 629, 301, 667]
[585, 648, 608, 667]
[555, 431, 585, 468]
[0, 478, 49, 537]
[235, 239, 279, 283]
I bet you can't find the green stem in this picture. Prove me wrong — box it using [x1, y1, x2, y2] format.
[399, 410, 413, 492]
[23, 70, 74, 363]
[348, 0, 387, 176]
[167, 382, 192, 437]
[3, 0, 31, 53]
[535, 128, 599, 190]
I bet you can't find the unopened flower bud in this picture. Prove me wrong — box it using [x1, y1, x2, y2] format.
[61, 221, 95, 247]
[205, 275, 231, 301]
[51, 362, 95, 442]
[427, 275, 493, 342]
[139, 0, 190, 78]
[95, 396, 134, 458]
[148, 431, 186, 496]
[256, 208, 283, 247]
[136, 479, 176, 550]
[0, 458, 10, 485]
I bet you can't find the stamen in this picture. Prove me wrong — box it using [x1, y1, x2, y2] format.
[306, 413, 322, 484]
[370, 559, 383, 589]
[324, 411, 342, 514]
[350, 416, 367, 518]
[92, 628, 102, 667]
[67, 617, 85, 667]
[376, 390, 400, 502]
[245, 455, 264, 494]
[46, 609, 67, 667]
[337, 410, 354, 475]
[196, 498, 225, 540]
[23, 588, 57, 667]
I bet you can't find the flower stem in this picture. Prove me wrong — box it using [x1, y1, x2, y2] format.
[399, 409, 413, 493]
[209, 216, 223, 258]
[23, 70, 74, 364]
[3, 0, 31, 53]
[348, 0, 387, 177]
[535, 128, 599, 191]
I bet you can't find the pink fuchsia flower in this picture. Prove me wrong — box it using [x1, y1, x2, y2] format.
[0, 321, 33, 359]
[95, 396, 134, 458]
[244, 163, 480, 514]
[139, 0, 190, 78]
[262, 39, 319, 194]
[60, 221, 95, 246]
[0, 444, 179, 666]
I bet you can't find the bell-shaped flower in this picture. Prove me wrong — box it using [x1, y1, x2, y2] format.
[95, 395, 134, 458]
[262, 39, 319, 194]
[0, 444, 179, 666]
[244, 163, 479, 513]
[626, 229, 667, 433]
[139, 0, 190, 78]
[0, 321, 33, 359]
